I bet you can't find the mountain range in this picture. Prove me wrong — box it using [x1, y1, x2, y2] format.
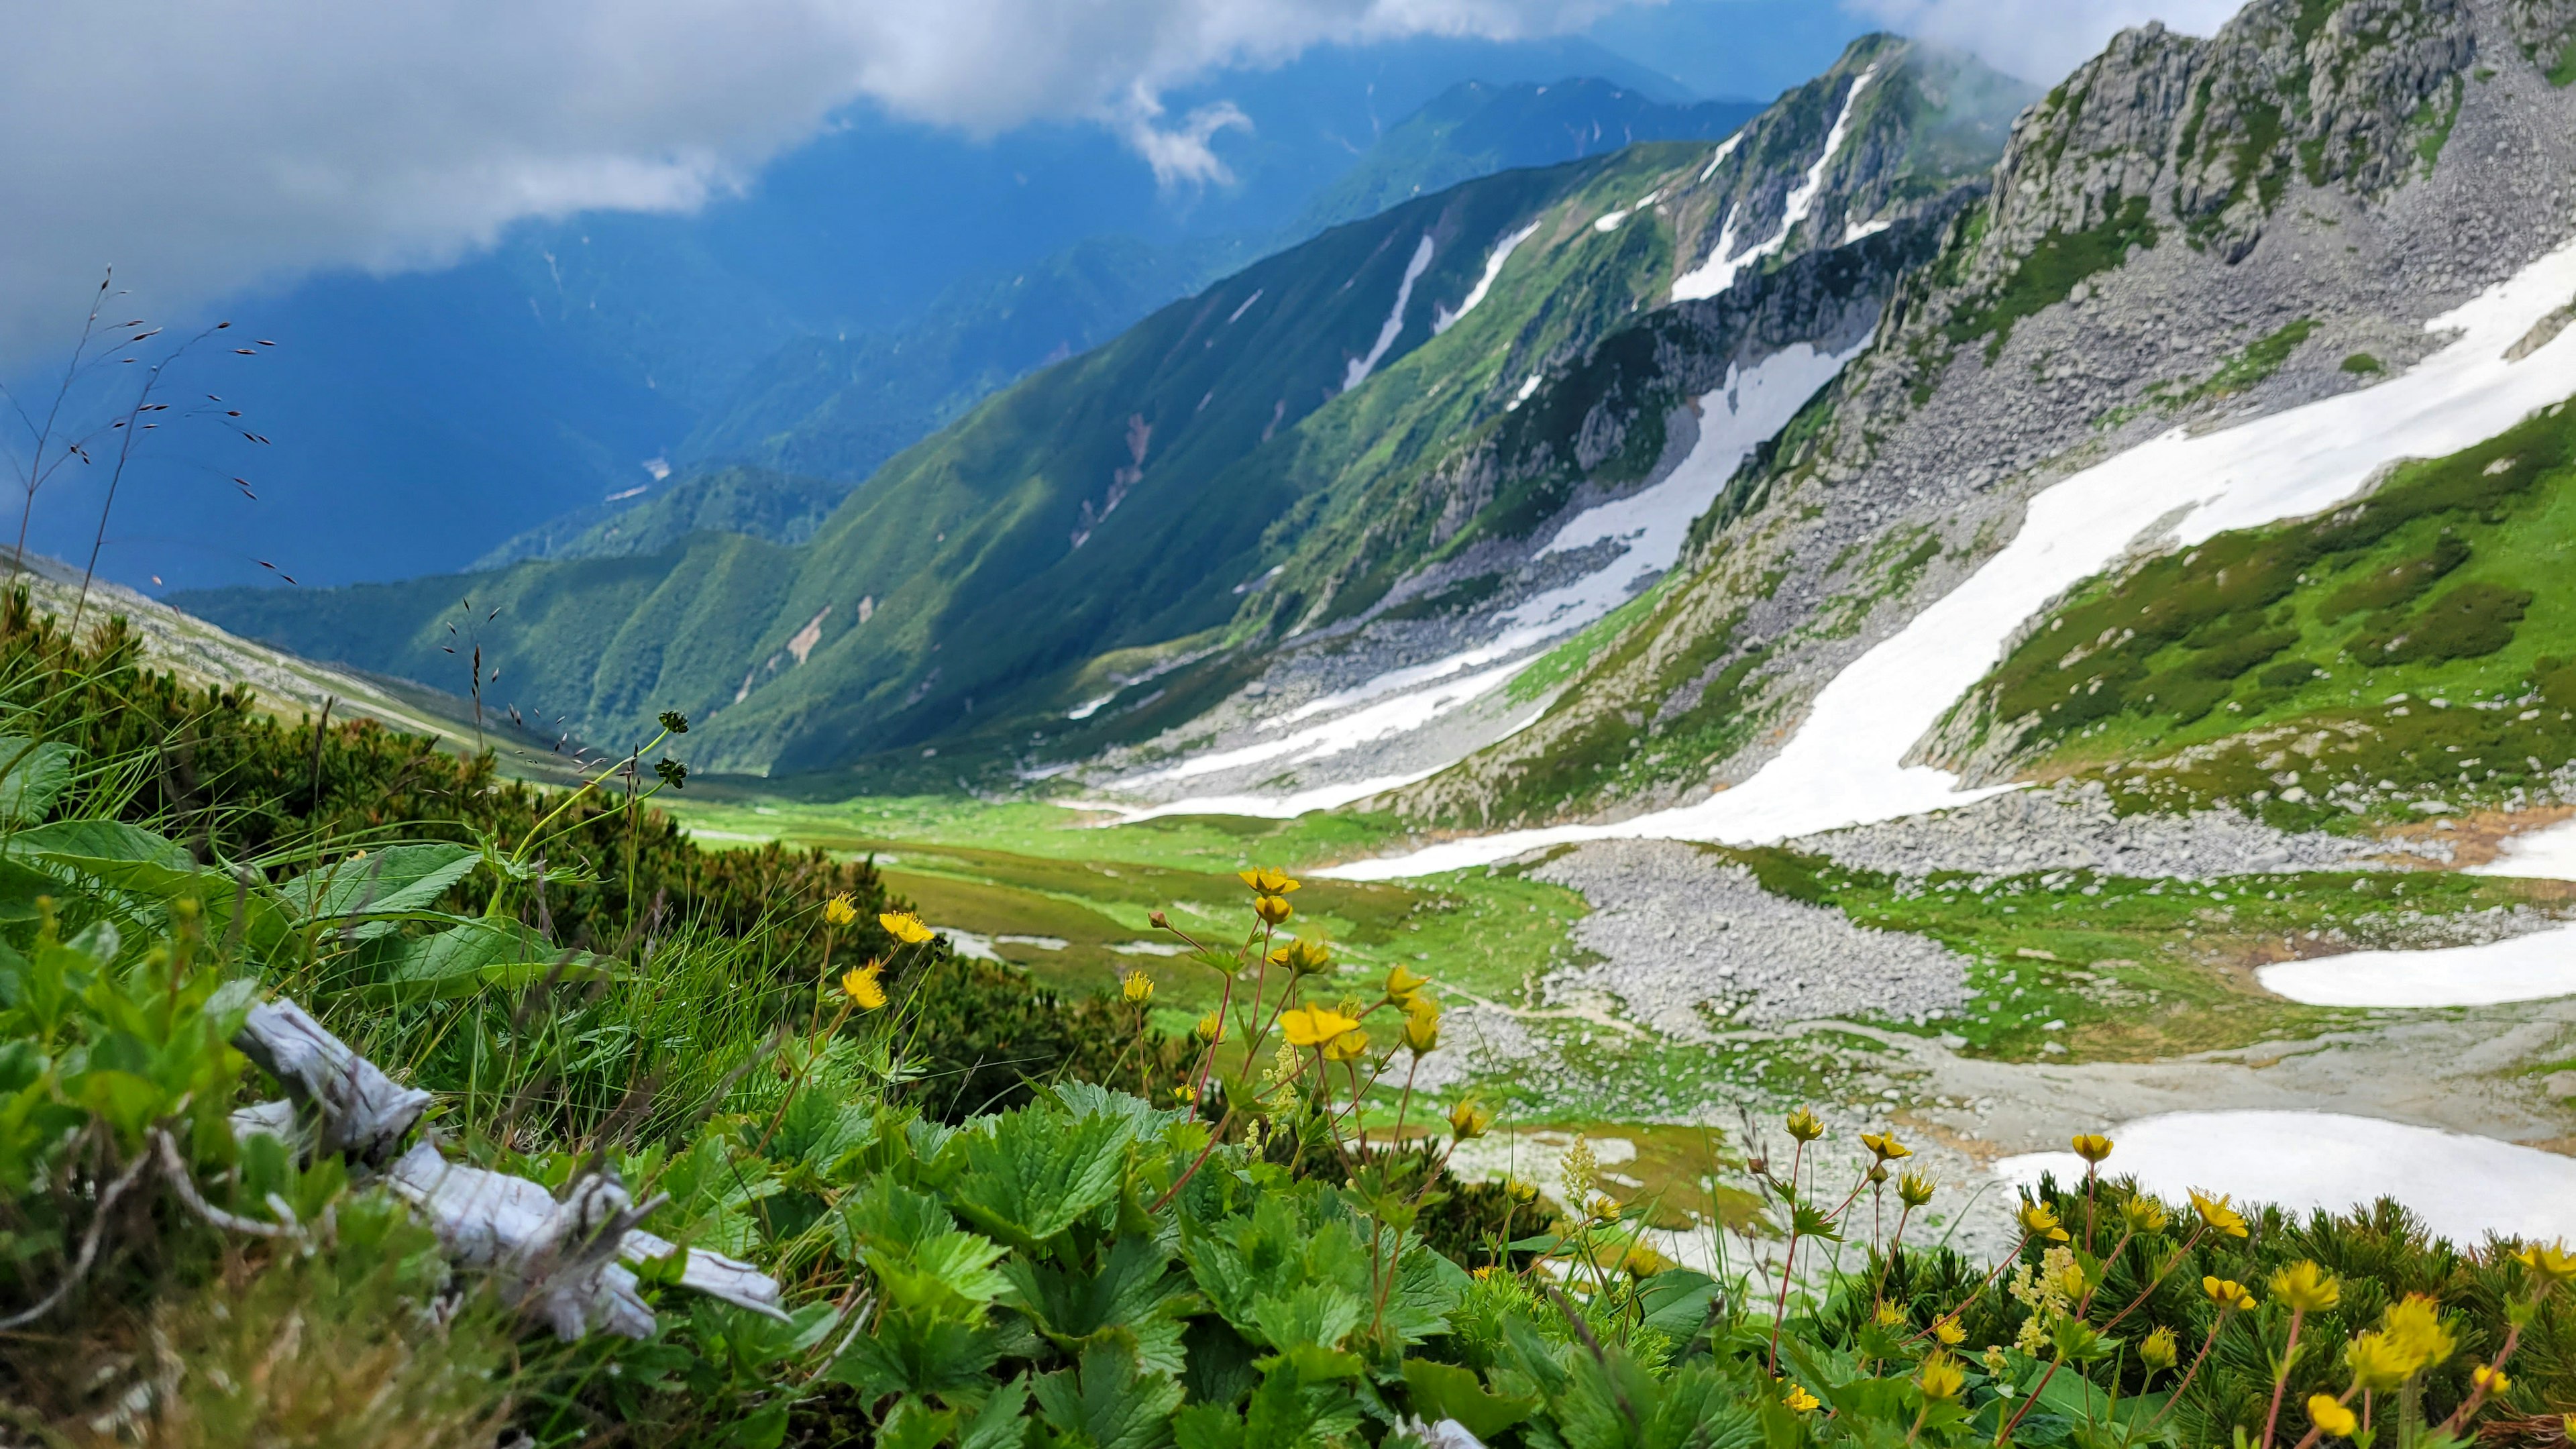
[182, 34, 2035, 786]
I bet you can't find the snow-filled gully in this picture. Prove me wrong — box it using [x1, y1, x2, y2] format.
[1103, 339, 1866, 822]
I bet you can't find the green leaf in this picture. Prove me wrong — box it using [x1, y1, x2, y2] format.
[960, 1375, 1033, 1449]
[1633, 1269, 1721, 1341]
[0, 739, 75, 824]
[273, 844, 479, 930]
[1000, 1232, 1196, 1377]
[1403, 1358, 1539, 1440]
[1032, 1343, 1183, 1449]
[339, 918, 614, 1004]
[949, 1100, 1136, 1254]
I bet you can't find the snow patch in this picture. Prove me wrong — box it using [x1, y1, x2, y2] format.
[1697, 133, 1744, 184]
[1435, 220, 1542, 337]
[1506, 372, 1544, 411]
[1325, 224, 2576, 879]
[2470, 817, 2576, 881]
[1842, 215, 1893, 244]
[1591, 209, 1630, 234]
[1672, 64, 1878, 304]
[1226, 288, 1264, 325]
[2257, 929, 2576, 1007]
[1996, 1111, 2576, 1246]
[1344, 234, 1436, 393]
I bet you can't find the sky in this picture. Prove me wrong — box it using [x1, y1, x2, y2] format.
[0, 0, 2248, 364]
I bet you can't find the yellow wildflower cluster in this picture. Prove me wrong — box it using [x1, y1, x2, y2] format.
[2345, 1294, 2455, 1390]
[841, 961, 887, 1011]
[822, 892, 857, 928]
[2271, 1260, 2341, 1313]
[1240, 867, 1299, 926]
[1917, 1353, 1965, 1402]
[2007, 1246, 2082, 1353]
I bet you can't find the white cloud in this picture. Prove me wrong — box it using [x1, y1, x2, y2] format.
[0, 0, 1641, 356]
[1840, 0, 2249, 83]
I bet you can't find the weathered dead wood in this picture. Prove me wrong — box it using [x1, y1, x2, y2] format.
[230, 996, 787, 1339]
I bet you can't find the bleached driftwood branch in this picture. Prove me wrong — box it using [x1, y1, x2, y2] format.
[229, 995, 786, 1339]
[231, 997, 433, 1163]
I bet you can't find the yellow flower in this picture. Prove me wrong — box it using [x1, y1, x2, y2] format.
[1195, 1012, 1224, 1042]
[879, 910, 936, 945]
[1934, 1318, 1966, 1348]
[1874, 1301, 1907, 1328]
[1267, 938, 1332, 975]
[842, 963, 887, 1011]
[2140, 1326, 2178, 1371]
[1784, 1107, 1825, 1143]
[2516, 1239, 2576, 1287]
[2271, 1261, 2341, 1314]
[2381, 1293, 2455, 1373]
[1982, 1346, 2011, 1377]
[823, 892, 858, 927]
[2121, 1196, 2169, 1234]
[1238, 867, 1301, 895]
[1898, 1171, 1936, 1208]
[2070, 1132, 2114, 1164]
[1122, 971, 1155, 1005]
[1862, 1131, 1912, 1162]
[1279, 1005, 1361, 1046]
[2019, 1201, 2071, 1243]
[1171, 1084, 1198, 1105]
[1322, 1028, 1371, 1063]
[1254, 894, 1294, 926]
[2189, 1189, 2249, 1238]
[2202, 1276, 2256, 1311]
[2308, 1394, 2358, 1440]
[1385, 963, 1430, 1002]
[1448, 1100, 1493, 1140]
[2343, 1332, 2415, 1392]
[1402, 999, 1440, 1055]
[2471, 1364, 2510, 1393]
[1919, 1353, 1966, 1403]
[1782, 1384, 1821, 1413]
[1471, 1265, 1497, 1281]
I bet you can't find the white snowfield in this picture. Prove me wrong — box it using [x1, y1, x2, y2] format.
[1672, 64, 1878, 305]
[1324, 223, 2576, 881]
[1110, 340, 1865, 818]
[1996, 1110, 2576, 1245]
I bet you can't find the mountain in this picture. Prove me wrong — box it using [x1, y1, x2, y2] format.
[646, 82, 1778, 518]
[177, 34, 2031, 780]
[1294, 79, 1766, 233]
[21, 34, 1709, 594]
[1377, 0, 2576, 835]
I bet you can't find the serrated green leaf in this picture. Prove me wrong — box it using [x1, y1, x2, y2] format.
[949, 1101, 1136, 1253]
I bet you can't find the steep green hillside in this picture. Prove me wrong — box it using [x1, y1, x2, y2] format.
[1951, 394, 2576, 830]
[476, 465, 855, 568]
[184, 152, 1679, 773]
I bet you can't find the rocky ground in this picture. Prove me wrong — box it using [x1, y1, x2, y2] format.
[1788, 780, 2446, 879]
[1529, 839, 1969, 1034]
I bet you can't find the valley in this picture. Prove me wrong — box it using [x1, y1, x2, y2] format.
[113, 0, 2576, 1263]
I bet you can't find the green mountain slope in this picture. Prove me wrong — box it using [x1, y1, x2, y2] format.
[476, 465, 855, 568]
[1943, 396, 2576, 830]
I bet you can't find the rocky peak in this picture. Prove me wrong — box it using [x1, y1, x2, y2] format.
[1965, 0, 2514, 283]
